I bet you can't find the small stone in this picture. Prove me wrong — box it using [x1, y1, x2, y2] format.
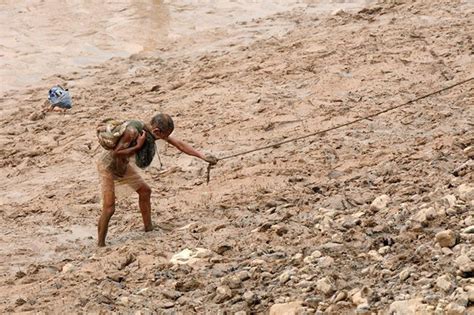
[118, 296, 130, 305]
[160, 301, 175, 309]
[214, 285, 233, 303]
[462, 225, 474, 234]
[352, 287, 372, 306]
[435, 230, 457, 248]
[162, 289, 182, 301]
[333, 291, 347, 303]
[458, 184, 474, 202]
[436, 274, 455, 293]
[455, 255, 474, 273]
[388, 298, 428, 314]
[175, 278, 201, 292]
[378, 246, 391, 255]
[304, 296, 322, 309]
[370, 195, 390, 211]
[467, 286, 474, 302]
[279, 270, 292, 284]
[445, 302, 466, 315]
[225, 275, 242, 289]
[318, 256, 335, 268]
[237, 270, 250, 281]
[243, 291, 259, 305]
[250, 259, 266, 266]
[234, 311, 247, 315]
[316, 277, 335, 296]
[291, 253, 303, 264]
[440, 195, 457, 208]
[269, 301, 303, 315]
[62, 263, 75, 273]
[399, 268, 411, 282]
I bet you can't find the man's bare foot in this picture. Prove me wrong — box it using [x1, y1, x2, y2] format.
[144, 225, 153, 232]
[98, 242, 106, 247]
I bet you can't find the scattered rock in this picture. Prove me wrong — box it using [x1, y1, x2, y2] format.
[214, 285, 233, 304]
[458, 184, 474, 202]
[175, 278, 201, 292]
[455, 254, 474, 273]
[316, 277, 335, 296]
[62, 263, 75, 273]
[436, 274, 455, 293]
[435, 230, 457, 248]
[399, 268, 411, 282]
[370, 195, 390, 211]
[269, 301, 303, 315]
[243, 291, 259, 305]
[388, 298, 428, 314]
[445, 302, 466, 315]
[169, 248, 212, 265]
[462, 225, 474, 234]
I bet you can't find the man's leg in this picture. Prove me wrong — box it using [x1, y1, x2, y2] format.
[124, 166, 153, 231]
[98, 167, 116, 247]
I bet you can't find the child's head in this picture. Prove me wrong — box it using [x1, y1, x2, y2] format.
[150, 113, 174, 139]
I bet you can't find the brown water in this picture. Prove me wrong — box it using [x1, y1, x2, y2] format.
[0, 0, 374, 93]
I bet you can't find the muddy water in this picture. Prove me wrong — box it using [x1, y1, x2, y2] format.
[0, 0, 374, 94]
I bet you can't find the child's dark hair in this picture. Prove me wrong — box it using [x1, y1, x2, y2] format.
[151, 113, 174, 136]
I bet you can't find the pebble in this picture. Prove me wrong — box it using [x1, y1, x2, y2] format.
[462, 225, 474, 234]
[318, 256, 335, 268]
[458, 184, 474, 202]
[436, 274, 455, 293]
[388, 298, 427, 314]
[278, 270, 292, 284]
[444, 302, 465, 315]
[399, 268, 411, 282]
[455, 254, 473, 273]
[269, 301, 303, 315]
[370, 195, 390, 211]
[214, 285, 233, 304]
[62, 263, 75, 273]
[237, 270, 251, 281]
[440, 195, 457, 208]
[243, 291, 259, 305]
[316, 277, 335, 296]
[435, 230, 457, 248]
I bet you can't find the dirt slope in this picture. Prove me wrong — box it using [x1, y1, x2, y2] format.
[0, 0, 473, 313]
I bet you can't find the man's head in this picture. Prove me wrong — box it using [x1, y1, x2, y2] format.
[150, 113, 174, 139]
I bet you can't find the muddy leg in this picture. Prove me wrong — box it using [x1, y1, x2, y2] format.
[98, 168, 115, 247]
[124, 165, 153, 232]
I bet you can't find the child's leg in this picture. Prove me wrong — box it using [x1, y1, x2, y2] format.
[97, 164, 116, 247]
[124, 165, 153, 231]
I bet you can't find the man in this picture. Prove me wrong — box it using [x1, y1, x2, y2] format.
[96, 113, 217, 247]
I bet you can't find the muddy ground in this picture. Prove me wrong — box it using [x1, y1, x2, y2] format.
[0, 0, 473, 314]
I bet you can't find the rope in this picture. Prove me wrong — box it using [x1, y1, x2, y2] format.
[219, 77, 473, 160]
[205, 76, 473, 183]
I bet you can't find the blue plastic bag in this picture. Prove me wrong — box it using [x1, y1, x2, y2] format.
[48, 86, 72, 109]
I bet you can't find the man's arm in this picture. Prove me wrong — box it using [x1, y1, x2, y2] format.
[112, 129, 146, 157]
[166, 135, 217, 164]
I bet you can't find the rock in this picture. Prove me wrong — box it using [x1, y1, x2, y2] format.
[213, 244, 232, 255]
[333, 291, 347, 303]
[291, 253, 303, 264]
[304, 296, 322, 309]
[458, 184, 474, 202]
[370, 195, 390, 211]
[455, 255, 474, 273]
[214, 285, 233, 303]
[399, 268, 411, 282]
[272, 224, 289, 236]
[303, 250, 322, 264]
[250, 259, 266, 266]
[118, 296, 130, 305]
[435, 230, 457, 248]
[436, 274, 455, 293]
[160, 301, 175, 309]
[378, 246, 391, 255]
[467, 286, 474, 302]
[441, 195, 457, 208]
[243, 291, 259, 305]
[462, 226, 474, 234]
[237, 270, 250, 281]
[175, 278, 201, 292]
[279, 270, 292, 284]
[412, 207, 436, 224]
[388, 298, 428, 314]
[29, 111, 45, 121]
[234, 311, 247, 315]
[352, 287, 373, 306]
[162, 289, 182, 301]
[316, 277, 335, 296]
[445, 302, 466, 315]
[223, 275, 242, 289]
[318, 256, 335, 268]
[62, 263, 75, 273]
[169, 248, 212, 265]
[269, 301, 303, 315]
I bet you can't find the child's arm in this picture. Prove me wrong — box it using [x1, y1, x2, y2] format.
[166, 136, 217, 164]
[113, 129, 146, 157]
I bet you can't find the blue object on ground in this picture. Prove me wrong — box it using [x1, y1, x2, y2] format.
[48, 86, 72, 109]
